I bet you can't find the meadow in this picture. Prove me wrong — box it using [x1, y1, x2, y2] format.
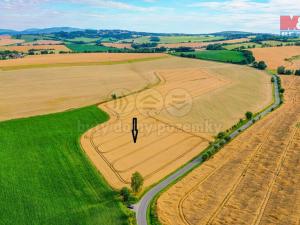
[224, 42, 261, 50]
[120, 35, 224, 44]
[176, 50, 246, 64]
[0, 106, 130, 225]
[66, 44, 117, 52]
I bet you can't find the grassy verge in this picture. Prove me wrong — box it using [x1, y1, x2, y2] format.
[0, 106, 132, 225]
[0, 56, 169, 71]
[66, 44, 118, 52]
[147, 74, 280, 225]
[173, 50, 246, 64]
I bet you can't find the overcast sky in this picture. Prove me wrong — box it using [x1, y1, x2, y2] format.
[1, 0, 299, 33]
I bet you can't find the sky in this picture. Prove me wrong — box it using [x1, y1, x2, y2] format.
[0, 0, 299, 34]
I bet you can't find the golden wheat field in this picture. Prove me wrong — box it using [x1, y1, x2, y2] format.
[157, 75, 300, 225]
[102, 42, 133, 49]
[0, 35, 24, 46]
[0, 45, 70, 53]
[0, 52, 167, 70]
[158, 38, 250, 49]
[21, 40, 63, 45]
[80, 56, 272, 189]
[251, 46, 300, 70]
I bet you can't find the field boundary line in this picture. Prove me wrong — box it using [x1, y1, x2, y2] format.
[251, 115, 299, 225]
[204, 113, 285, 225]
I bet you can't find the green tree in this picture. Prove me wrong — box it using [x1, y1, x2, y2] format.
[120, 187, 131, 203]
[257, 61, 267, 70]
[277, 66, 286, 74]
[131, 172, 144, 193]
[217, 132, 226, 139]
[111, 93, 117, 100]
[245, 111, 253, 120]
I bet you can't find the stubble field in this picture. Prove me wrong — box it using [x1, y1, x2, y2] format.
[0, 44, 70, 53]
[251, 46, 300, 70]
[80, 56, 272, 189]
[0, 35, 24, 46]
[157, 75, 300, 225]
[158, 38, 250, 49]
[0, 53, 166, 70]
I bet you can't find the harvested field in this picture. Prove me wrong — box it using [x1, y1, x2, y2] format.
[0, 44, 70, 53]
[22, 40, 63, 45]
[81, 57, 272, 189]
[0, 53, 167, 70]
[0, 35, 24, 46]
[102, 42, 132, 49]
[157, 76, 300, 225]
[251, 46, 300, 70]
[158, 38, 250, 49]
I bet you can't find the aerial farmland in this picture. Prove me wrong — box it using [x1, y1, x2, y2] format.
[1, 2, 300, 225]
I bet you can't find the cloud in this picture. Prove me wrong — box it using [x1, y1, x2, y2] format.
[68, 0, 156, 11]
[191, 0, 300, 14]
[0, 0, 294, 33]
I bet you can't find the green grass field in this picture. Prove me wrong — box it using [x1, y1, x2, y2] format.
[65, 37, 100, 43]
[66, 44, 117, 52]
[0, 106, 130, 225]
[15, 34, 55, 42]
[261, 40, 285, 46]
[224, 42, 261, 50]
[158, 35, 224, 43]
[120, 35, 224, 44]
[176, 50, 246, 64]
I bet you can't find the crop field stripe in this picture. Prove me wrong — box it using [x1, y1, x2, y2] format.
[204, 113, 286, 225]
[114, 136, 199, 173]
[251, 126, 298, 225]
[88, 127, 131, 184]
[176, 113, 281, 225]
[143, 140, 206, 180]
[148, 115, 211, 142]
[110, 133, 174, 164]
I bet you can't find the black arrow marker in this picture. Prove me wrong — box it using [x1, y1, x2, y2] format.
[132, 117, 138, 143]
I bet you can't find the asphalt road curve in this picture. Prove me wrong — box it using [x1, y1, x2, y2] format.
[135, 75, 280, 225]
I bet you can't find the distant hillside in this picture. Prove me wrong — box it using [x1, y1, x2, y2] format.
[0, 27, 271, 37]
[0, 29, 16, 35]
[0, 27, 83, 35]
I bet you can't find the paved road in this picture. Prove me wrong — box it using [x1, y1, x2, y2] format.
[135, 75, 280, 225]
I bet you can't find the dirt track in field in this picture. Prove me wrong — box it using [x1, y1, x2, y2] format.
[80, 57, 272, 189]
[157, 76, 300, 225]
[251, 46, 300, 70]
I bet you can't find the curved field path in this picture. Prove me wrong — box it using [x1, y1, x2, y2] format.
[80, 57, 273, 189]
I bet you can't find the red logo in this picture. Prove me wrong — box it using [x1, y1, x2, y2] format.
[280, 16, 300, 30]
